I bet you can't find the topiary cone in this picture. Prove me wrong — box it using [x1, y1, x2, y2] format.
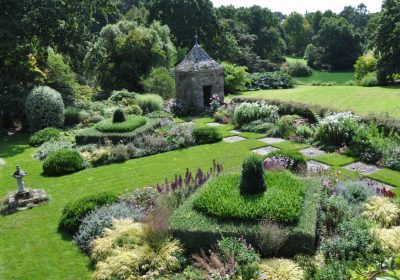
[240, 154, 266, 195]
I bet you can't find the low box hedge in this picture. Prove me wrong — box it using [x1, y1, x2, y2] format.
[169, 177, 320, 258]
[75, 119, 161, 145]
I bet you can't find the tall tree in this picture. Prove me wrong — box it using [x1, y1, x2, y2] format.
[84, 20, 176, 92]
[375, 0, 400, 84]
[283, 12, 312, 55]
[147, 0, 219, 51]
[311, 18, 362, 70]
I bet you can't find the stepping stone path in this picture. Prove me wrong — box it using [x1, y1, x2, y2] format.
[299, 147, 326, 158]
[307, 160, 330, 172]
[360, 178, 395, 191]
[223, 136, 246, 143]
[207, 122, 223, 127]
[252, 146, 279, 156]
[229, 130, 241, 134]
[343, 162, 381, 175]
[0, 158, 5, 166]
[258, 137, 285, 144]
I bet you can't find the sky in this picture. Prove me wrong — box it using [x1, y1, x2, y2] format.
[211, 0, 382, 14]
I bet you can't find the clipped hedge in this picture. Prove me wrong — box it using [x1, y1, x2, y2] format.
[170, 177, 320, 257]
[193, 172, 305, 223]
[75, 118, 161, 145]
[43, 148, 86, 176]
[59, 192, 118, 234]
[193, 126, 222, 145]
[95, 116, 147, 133]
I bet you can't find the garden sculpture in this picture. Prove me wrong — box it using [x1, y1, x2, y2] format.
[12, 165, 27, 193]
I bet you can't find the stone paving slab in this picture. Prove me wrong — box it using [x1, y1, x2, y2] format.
[0, 158, 5, 165]
[223, 136, 246, 143]
[299, 147, 326, 158]
[258, 137, 285, 144]
[361, 178, 395, 191]
[252, 146, 279, 156]
[207, 122, 223, 127]
[307, 160, 330, 172]
[229, 130, 241, 134]
[343, 162, 381, 175]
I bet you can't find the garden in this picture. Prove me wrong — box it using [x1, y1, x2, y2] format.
[2, 0, 400, 279]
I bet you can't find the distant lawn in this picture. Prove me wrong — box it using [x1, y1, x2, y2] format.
[228, 86, 400, 119]
[294, 71, 355, 85]
[285, 56, 355, 85]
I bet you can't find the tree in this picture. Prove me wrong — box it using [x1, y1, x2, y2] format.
[142, 67, 176, 99]
[147, 0, 219, 51]
[221, 62, 249, 94]
[84, 20, 176, 92]
[236, 6, 286, 62]
[310, 18, 362, 70]
[354, 53, 377, 82]
[283, 12, 312, 55]
[45, 48, 78, 103]
[375, 0, 400, 84]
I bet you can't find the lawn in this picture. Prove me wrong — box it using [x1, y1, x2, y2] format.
[0, 133, 266, 280]
[228, 85, 400, 119]
[285, 56, 354, 85]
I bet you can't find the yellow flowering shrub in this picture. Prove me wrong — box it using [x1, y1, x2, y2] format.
[363, 197, 399, 228]
[259, 258, 304, 280]
[91, 219, 182, 280]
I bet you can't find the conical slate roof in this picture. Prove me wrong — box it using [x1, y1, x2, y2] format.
[175, 44, 223, 72]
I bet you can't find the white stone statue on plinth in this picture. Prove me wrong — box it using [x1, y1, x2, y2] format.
[12, 165, 27, 193]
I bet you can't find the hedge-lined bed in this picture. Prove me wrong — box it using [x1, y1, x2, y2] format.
[75, 118, 161, 144]
[193, 172, 306, 223]
[169, 176, 321, 257]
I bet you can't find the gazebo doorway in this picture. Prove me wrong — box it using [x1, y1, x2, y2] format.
[203, 85, 212, 107]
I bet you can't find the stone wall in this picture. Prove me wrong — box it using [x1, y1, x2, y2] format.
[175, 69, 224, 108]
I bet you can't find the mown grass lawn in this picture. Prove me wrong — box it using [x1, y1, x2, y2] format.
[0, 133, 266, 280]
[228, 85, 400, 119]
[285, 56, 355, 85]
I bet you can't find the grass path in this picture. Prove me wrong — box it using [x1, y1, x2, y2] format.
[228, 86, 400, 119]
[0, 134, 265, 280]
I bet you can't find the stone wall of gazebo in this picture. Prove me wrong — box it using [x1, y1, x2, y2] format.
[175, 69, 224, 108]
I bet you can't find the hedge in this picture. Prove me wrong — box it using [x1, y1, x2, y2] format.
[75, 119, 161, 145]
[169, 177, 320, 258]
[231, 97, 400, 134]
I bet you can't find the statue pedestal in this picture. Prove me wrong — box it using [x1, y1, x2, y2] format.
[15, 190, 31, 200]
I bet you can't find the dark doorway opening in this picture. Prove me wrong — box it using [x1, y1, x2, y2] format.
[203, 85, 212, 107]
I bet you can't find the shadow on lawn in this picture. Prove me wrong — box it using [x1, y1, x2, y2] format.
[0, 134, 31, 158]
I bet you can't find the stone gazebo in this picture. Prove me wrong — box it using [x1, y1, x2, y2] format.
[175, 43, 224, 109]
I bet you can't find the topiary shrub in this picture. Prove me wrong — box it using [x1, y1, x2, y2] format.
[112, 108, 126, 123]
[29, 127, 62, 146]
[95, 115, 147, 133]
[136, 94, 163, 113]
[240, 155, 266, 195]
[288, 62, 312, 77]
[25, 86, 65, 131]
[193, 126, 222, 145]
[43, 148, 86, 176]
[59, 192, 118, 234]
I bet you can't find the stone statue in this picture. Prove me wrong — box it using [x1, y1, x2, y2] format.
[12, 165, 27, 193]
